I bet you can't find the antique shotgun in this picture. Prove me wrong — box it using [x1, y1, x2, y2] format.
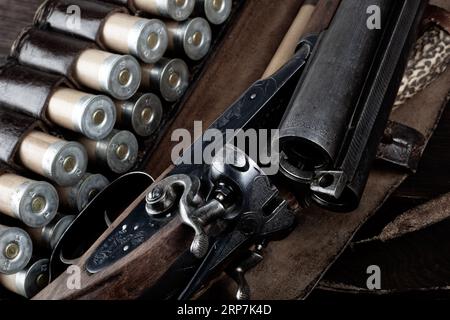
[35, 0, 425, 300]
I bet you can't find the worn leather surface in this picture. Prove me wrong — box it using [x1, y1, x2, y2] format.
[319, 191, 450, 294]
[0, 0, 42, 57]
[101, 0, 132, 9]
[212, 67, 450, 300]
[36, 0, 127, 46]
[0, 59, 68, 123]
[11, 27, 95, 85]
[0, 161, 13, 176]
[0, 110, 43, 165]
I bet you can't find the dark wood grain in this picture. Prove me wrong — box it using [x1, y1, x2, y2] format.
[0, 0, 43, 57]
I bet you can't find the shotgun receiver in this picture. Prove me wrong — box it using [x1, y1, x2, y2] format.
[36, 0, 425, 300]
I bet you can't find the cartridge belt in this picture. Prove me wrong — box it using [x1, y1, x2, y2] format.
[0, 59, 69, 124]
[10, 27, 97, 88]
[102, 0, 136, 13]
[0, 110, 44, 167]
[0, 162, 16, 177]
[35, 0, 128, 47]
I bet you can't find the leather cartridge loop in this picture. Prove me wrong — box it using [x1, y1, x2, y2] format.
[102, 0, 136, 13]
[10, 27, 97, 87]
[0, 59, 70, 124]
[0, 161, 15, 176]
[35, 0, 129, 48]
[0, 110, 45, 166]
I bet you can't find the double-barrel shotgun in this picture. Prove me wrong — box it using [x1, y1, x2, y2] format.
[35, 0, 426, 300]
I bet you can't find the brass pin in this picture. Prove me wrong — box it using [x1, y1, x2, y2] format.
[116, 144, 130, 161]
[147, 32, 160, 50]
[176, 0, 187, 7]
[141, 108, 154, 124]
[31, 196, 46, 214]
[168, 71, 181, 88]
[192, 31, 203, 46]
[92, 109, 106, 126]
[4, 242, 20, 260]
[35, 273, 49, 288]
[63, 156, 77, 173]
[212, 0, 223, 11]
[119, 69, 131, 86]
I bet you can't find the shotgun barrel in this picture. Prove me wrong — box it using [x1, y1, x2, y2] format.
[277, 0, 425, 211]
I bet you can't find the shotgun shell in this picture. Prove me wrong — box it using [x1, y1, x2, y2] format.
[57, 173, 109, 211]
[0, 259, 49, 298]
[0, 225, 32, 275]
[196, 0, 232, 25]
[166, 17, 212, 60]
[133, 0, 195, 21]
[115, 93, 163, 137]
[79, 130, 139, 174]
[18, 131, 88, 187]
[27, 214, 75, 251]
[102, 13, 168, 64]
[75, 49, 141, 100]
[47, 88, 117, 140]
[0, 174, 58, 228]
[141, 58, 190, 102]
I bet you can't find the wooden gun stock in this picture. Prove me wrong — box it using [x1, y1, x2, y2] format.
[35, 0, 328, 300]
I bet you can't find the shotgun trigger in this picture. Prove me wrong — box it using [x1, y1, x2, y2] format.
[227, 247, 264, 301]
[178, 173, 296, 300]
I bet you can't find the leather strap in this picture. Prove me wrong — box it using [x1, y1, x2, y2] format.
[319, 190, 450, 295]
[100, 0, 136, 13]
[35, 0, 128, 47]
[0, 59, 69, 123]
[10, 27, 96, 86]
[0, 110, 44, 166]
[211, 66, 450, 300]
